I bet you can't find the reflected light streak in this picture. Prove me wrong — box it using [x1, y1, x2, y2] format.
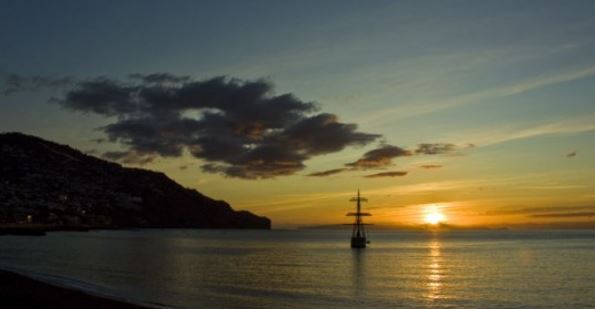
[425, 239, 444, 301]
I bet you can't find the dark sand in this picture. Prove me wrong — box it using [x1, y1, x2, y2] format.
[0, 269, 153, 309]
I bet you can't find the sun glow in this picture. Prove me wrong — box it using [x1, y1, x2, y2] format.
[423, 205, 446, 225]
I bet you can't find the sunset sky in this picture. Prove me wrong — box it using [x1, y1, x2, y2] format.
[2, 1, 595, 228]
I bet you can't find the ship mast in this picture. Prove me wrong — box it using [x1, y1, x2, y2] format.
[347, 189, 371, 248]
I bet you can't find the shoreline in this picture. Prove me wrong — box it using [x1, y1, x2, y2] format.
[0, 224, 271, 236]
[0, 268, 165, 309]
[0, 224, 95, 236]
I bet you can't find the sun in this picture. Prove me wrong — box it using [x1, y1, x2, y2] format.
[423, 206, 446, 225]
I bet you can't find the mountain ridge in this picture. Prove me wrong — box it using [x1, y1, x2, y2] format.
[0, 132, 270, 229]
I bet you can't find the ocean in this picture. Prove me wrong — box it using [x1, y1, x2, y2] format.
[1, 229, 594, 308]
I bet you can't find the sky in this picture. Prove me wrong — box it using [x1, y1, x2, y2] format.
[1, 0, 595, 228]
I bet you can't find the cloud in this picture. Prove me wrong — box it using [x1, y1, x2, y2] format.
[448, 116, 595, 148]
[129, 72, 191, 84]
[1, 74, 73, 95]
[420, 164, 442, 169]
[345, 145, 411, 169]
[50, 74, 379, 179]
[360, 65, 595, 125]
[90, 138, 107, 144]
[364, 171, 408, 178]
[566, 150, 577, 158]
[485, 205, 595, 216]
[529, 212, 595, 218]
[307, 168, 348, 177]
[307, 142, 459, 177]
[414, 143, 457, 155]
[308, 144, 410, 177]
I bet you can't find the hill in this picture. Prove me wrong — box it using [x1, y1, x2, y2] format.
[0, 132, 270, 230]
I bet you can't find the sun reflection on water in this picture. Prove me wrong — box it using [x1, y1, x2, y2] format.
[425, 239, 444, 301]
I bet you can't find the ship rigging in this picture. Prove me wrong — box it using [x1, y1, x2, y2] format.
[346, 190, 372, 248]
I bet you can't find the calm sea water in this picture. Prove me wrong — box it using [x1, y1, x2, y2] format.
[1, 229, 594, 308]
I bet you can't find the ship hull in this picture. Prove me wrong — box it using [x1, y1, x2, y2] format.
[351, 236, 367, 248]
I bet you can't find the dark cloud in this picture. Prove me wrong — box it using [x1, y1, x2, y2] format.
[415, 143, 457, 155]
[307, 168, 348, 177]
[307, 144, 408, 177]
[50, 74, 379, 179]
[307, 142, 459, 177]
[1, 74, 73, 95]
[345, 145, 411, 169]
[90, 138, 107, 144]
[199, 143, 308, 179]
[364, 171, 408, 178]
[60, 78, 140, 116]
[8, 72, 465, 179]
[282, 113, 380, 155]
[129, 73, 191, 84]
[529, 212, 595, 218]
[566, 150, 577, 158]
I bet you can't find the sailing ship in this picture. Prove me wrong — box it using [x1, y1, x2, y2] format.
[346, 190, 372, 248]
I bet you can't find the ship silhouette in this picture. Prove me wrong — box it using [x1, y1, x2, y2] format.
[346, 190, 372, 248]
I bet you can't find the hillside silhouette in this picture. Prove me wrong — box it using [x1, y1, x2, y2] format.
[0, 132, 270, 229]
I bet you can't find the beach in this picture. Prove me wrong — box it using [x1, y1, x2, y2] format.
[0, 269, 152, 309]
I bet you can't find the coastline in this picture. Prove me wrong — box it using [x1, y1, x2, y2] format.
[0, 224, 271, 237]
[0, 224, 93, 236]
[0, 268, 164, 309]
